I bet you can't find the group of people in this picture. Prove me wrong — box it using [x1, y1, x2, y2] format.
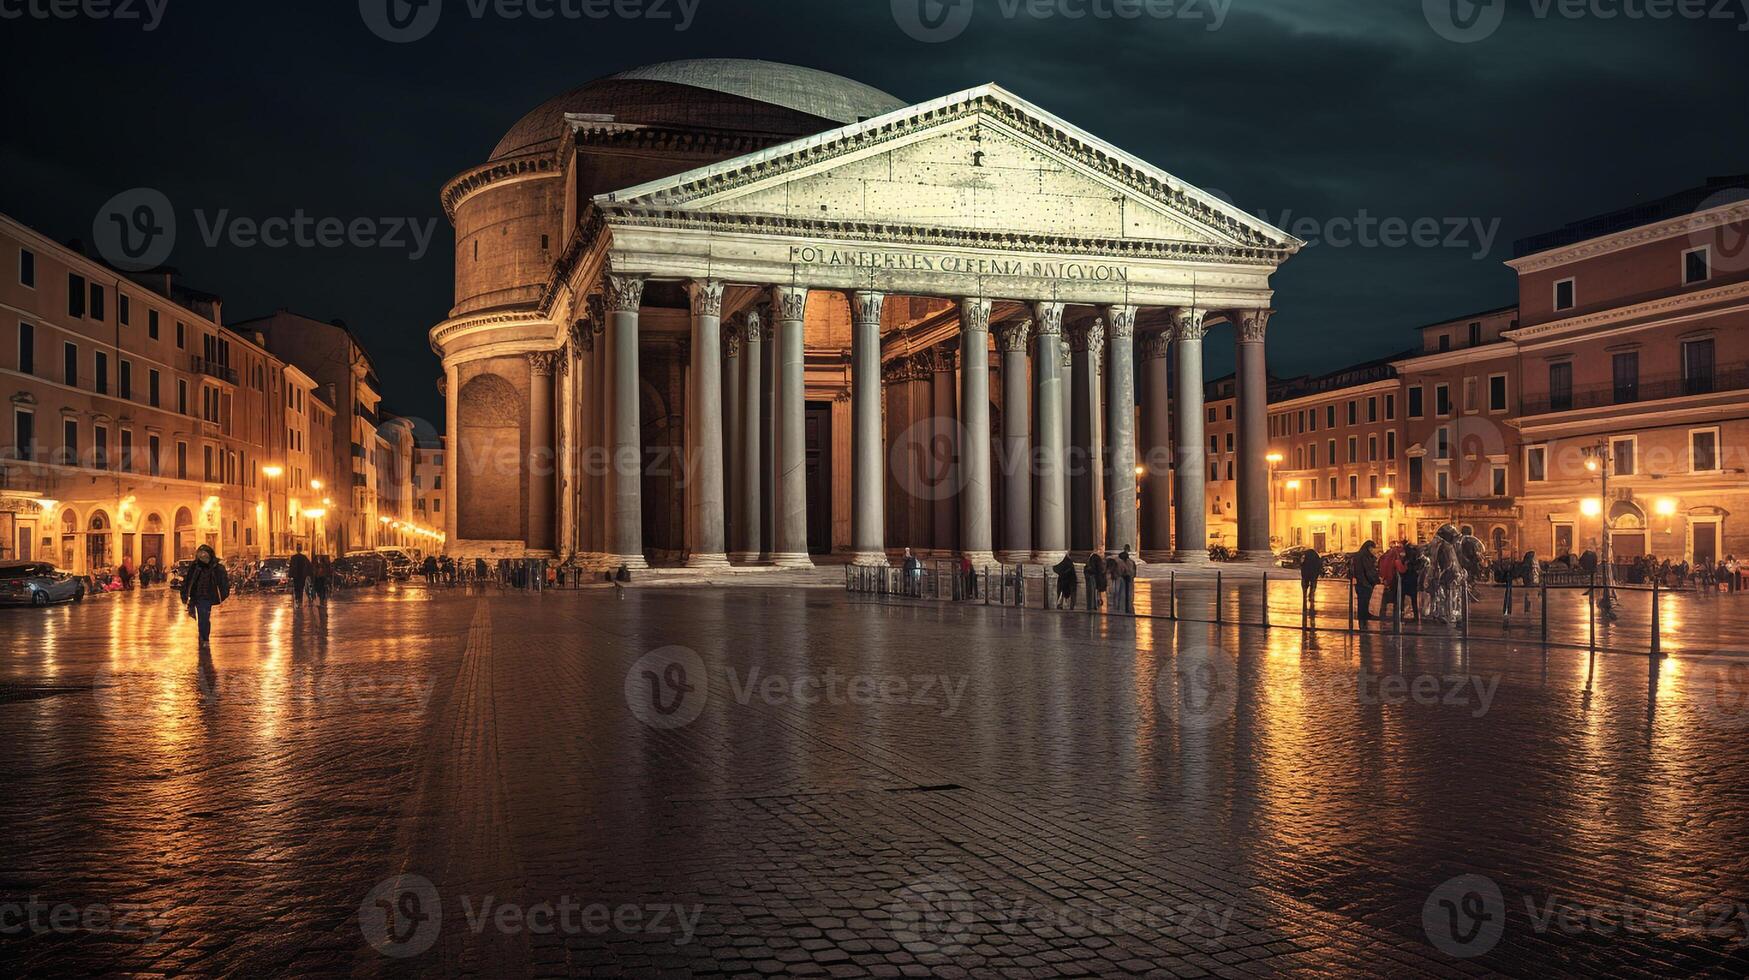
[1052, 547, 1140, 614]
[89, 555, 167, 592]
[287, 547, 335, 606]
[421, 554, 460, 584]
[1307, 525, 1487, 627]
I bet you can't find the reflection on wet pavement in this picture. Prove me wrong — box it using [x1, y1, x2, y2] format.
[3, 585, 1748, 976]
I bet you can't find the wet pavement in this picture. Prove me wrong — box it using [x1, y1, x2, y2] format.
[4, 582, 1749, 977]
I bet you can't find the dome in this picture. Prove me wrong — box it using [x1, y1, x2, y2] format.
[489, 59, 907, 161]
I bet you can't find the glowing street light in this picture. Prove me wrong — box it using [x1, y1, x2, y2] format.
[1581, 498, 1603, 517]
[1655, 498, 1678, 517]
[262, 464, 284, 478]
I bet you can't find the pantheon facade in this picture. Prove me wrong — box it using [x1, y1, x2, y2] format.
[431, 60, 1301, 568]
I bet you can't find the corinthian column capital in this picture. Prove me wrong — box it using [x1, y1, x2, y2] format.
[1104, 305, 1138, 340]
[1139, 331, 1172, 362]
[995, 318, 1033, 354]
[960, 297, 992, 334]
[526, 350, 563, 377]
[1234, 309, 1274, 344]
[1032, 301, 1065, 336]
[1068, 317, 1105, 355]
[1168, 307, 1208, 343]
[851, 290, 884, 324]
[724, 318, 744, 359]
[688, 278, 725, 318]
[570, 318, 593, 353]
[771, 285, 809, 322]
[604, 274, 646, 313]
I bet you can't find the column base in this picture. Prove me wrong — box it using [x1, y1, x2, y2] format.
[1237, 551, 1279, 567]
[850, 552, 890, 567]
[1032, 550, 1068, 566]
[606, 553, 649, 571]
[769, 552, 814, 569]
[960, 551, 996, 568]
[729, 552, 769, 566]
[1169, 551, 1211, 564]
[686, 553, 733, 569]
[1141, 550, 1174, 563]
[997, 550, 1034, 565]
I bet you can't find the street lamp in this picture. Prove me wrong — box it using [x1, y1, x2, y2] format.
[1265, 452, 1284, 550]
[261, 465, 284, 554]
[1581, 441, 1617, 615]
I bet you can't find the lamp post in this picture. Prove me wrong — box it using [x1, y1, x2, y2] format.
[1266, 452, 1284, 552]
[1284, 479, 1301, 547]
[262, 465, 284, 554]
[1583, 441, 1617, 616]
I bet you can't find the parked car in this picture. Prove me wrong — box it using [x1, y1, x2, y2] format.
[337, 552, 388, 586]
[255, 557, 294, 591]
[0, 561, 86, 606]
[376, 549, 415, 580]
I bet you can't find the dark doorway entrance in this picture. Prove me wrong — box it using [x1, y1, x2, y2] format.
[805, 402, 832, 555]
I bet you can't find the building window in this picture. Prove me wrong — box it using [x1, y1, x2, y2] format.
[1684, 246, 1711, 286]
[177, 379, 188, 415]
[1386, 431, 1397, 460]
[1548, 362, 1573, 413]
[1612, 351, 1639, 404]
[63, 419, 78, 466]
[149, 369, 160, 407]
[1369, 474, 1379, 497]
[148, 435, 161, 476]
[1469, 322, 1482, 346]
[1348, 401, 1358, 426]
[1349, 474, 1360, 499]
[1209, 435, 1218, 454]
[177, 442, 187, 480]
[1225, 432, 1234, 452]
[1385, 393, 1396, 420]
[1691, 428, 1720, 472]
[1526, 446, 1548, 483]
[1367, 397, 1378, 423]
[1368, 435, 1379, 462]
[63, 342, 77, 387]
[118, 293, 129, 326]
[1488, 374, 1508, 413]
[1435, 383, 1451, 417]
[1225, 405, 1233, 421]
[1325, 405, 1336, 429]
[1309, 444, 1318, 468]
[1409, 456, 1424, 492]
[1329, 476, 1338, 498]
[89, 284, 104, 321]
[1438, 334, 1451, 352]
[148, 309, 160, 340]
[67, 273, 86, 317]
[1347, 436, 1358, 463]
[94, 351, 108, 395]
[1328, 439, 1337, 465]
[119, 360, 132, 400]
[13, 410, 33, 461]
[1554, 278, 1576, 312]
[120, 429, 132, 472]
[93, 425, 108, 469]
[1682, 338, 1716, 395]
[1308, 409, 1317, 432]
[1436, 427, 1451, 460]
[16, 322, 32, 375]
[1611, 437, 1636, 476]
[1407, 386, 1424, 419]
[176, 321, 186, 349]
[1491, 465, 1507, 497]
[1437, 471, 1450, 500]
[18, 248, 34, 288]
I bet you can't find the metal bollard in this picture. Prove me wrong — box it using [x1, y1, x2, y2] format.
[1216, 571, 1223, 624]
[1395, 575, 1403, 637]
[1260, 572, 1269, 629]
[1651, 580, 1662, 657]
[1169, 571, 1177, 620]
[1461, 585, 1469, 640]
[1541, 580, 1549, 644]
[1347, 582, 1355, 632]
[1589, 573, 1597, 653]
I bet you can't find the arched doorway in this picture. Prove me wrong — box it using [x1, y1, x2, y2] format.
[59, 508, 79, 571]
[1609, 500, 1647, 564]
[1491, 526, 1509, 557]
[174, 506, 196, 560]
[142, 513, 166, 573]
[86, 510, 112, 573]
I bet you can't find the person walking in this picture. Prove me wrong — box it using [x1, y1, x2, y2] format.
[473, 556, 488, 587]
[1378, 541, 1405, 623]
[1085, 548, 1108, 612]
[289, 546, 311, 605]
[1117, 547, 1138, 614]
[1299, 546, 1323, 619]
[311, 552, 333, 607]
[959, 553, 977, 600]
[901, 548, 922, 597]
[422, 554, 439, 585]
[1351, 540, 1381, 625]
[119, 554, 135, 591]
[1053, 554, 1078, 609]
[179, 544, 231, 647]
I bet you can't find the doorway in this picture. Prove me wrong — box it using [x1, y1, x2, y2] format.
[805, 402, 833, 555]
[1693, 520, 1720, 566]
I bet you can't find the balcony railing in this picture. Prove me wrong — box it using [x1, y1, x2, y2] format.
[189, 356, 239, 385]
[1522, 368, 1749, 416]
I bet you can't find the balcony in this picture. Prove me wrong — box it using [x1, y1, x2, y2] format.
[1522, 368, 1748, 416]
[189, 356, 239, 385]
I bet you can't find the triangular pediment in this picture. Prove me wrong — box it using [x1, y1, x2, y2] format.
[596, 85, 1300, 257]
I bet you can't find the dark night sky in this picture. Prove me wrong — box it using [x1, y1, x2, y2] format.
[4, 0, 1745, 430]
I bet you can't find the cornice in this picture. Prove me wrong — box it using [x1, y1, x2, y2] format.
[440, 152, 562, 221]
[1506, 200, 1749, 273]
[1503, 280, 1749, 347]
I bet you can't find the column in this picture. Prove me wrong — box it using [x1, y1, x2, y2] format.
[558, 329, 578, 556]
[1104, 305, 1139, 559]
[1171, 307, 1208, 562]
[1234, 309, 1274, 559]
[1140, 331, 1174, 561]
[1033, 302, 1068, 564]
[958, 299, 995, 566]
[1069, 318, 1104, 554]
[526, 349, 559, 555]
[996, 317, 1033, 563]
[605, 274, 647, 569]
[850, 291, 887, 565]
[770, 285, 812, 567]
[760, 309, 775, 559]
[908, 352, 935, 554]
[734, 307, 765, 564]
[683, 279, 729, 568]
[930, 345, 959, 557]
[588, 309, 607, 561]
[884, 358, 911, 553]
[570, 320, 591, 556]
[442, 364, 458, 545]
[723, 314, 743, 561]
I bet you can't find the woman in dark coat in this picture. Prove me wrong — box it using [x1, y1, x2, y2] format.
[1299, 546, 1323, 617]
[1084, 550, 1108, 611]
[1053, 555, 1078, 609]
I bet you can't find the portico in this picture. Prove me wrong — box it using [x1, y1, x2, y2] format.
[431, 81, 1300, 567]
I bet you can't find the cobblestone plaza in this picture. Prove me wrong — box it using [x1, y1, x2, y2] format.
[4, 584, 1749, 976]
